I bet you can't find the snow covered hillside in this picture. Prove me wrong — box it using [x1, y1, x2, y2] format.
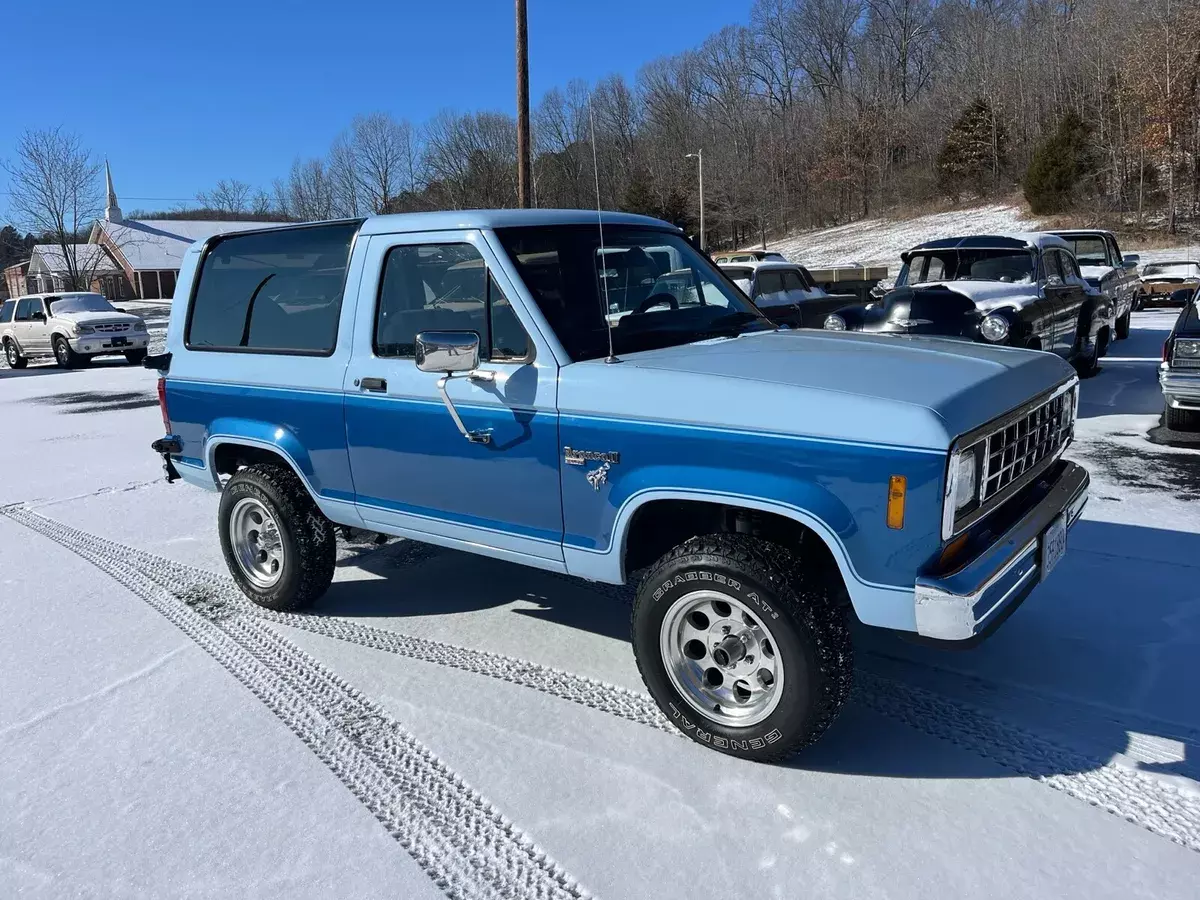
[767, 204, 1041, 268]
[1, 313, 1199, 898]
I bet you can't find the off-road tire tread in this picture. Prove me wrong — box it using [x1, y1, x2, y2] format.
[633, 533, 853, 762]
[219, 463, 336, 611]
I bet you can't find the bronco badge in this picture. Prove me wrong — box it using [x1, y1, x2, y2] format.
[564, 447, 620, 466]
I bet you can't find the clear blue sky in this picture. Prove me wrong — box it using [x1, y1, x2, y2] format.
[2, 0, 753, 216]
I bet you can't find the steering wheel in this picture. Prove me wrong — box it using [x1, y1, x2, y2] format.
[631, 292, 679, 314]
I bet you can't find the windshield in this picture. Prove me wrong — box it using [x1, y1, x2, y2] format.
[47, 294, 117, 315]
[1059, 237, 1108, 267]
[1144, 263, 1200, 278]
[495, 225, 772, 361]
[905, 249, 1035, 285]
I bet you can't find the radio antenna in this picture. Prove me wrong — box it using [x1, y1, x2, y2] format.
[589, 98, 620, 364]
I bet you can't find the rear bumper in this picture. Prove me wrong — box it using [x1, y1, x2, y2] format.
[913, 461, 1089, 642]
[1160, 364, 1200, 409]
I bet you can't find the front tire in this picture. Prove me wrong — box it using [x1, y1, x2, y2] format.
[633, 534, 852, 762]
[218, 464, 336, 611]
[3, 339, 27, 369]
[53, 335, 84, 369]
[1165, 402, 1200, 432]
[1115, 312, 1131, 340]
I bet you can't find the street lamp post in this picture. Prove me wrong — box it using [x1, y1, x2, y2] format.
[685, 150, 703, 251]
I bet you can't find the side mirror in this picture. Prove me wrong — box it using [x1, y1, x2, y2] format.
[1122, 254, 1140, 267]
[415, 331, 480, 374]
[31, 311, 46, 321]
[414, 331, 492, 444]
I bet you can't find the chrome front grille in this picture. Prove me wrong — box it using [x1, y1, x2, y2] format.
[980, 386, 1075, 503]
[94, 323, 130, 333]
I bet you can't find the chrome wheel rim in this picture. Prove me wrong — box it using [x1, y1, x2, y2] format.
[228, 497, 285, 589]
[660, 590, 784, 728]
[4, 343, 15, 365]
[55, 340, 67, 364]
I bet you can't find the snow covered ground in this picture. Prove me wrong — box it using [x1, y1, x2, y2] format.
[2, 312, 1199, 898]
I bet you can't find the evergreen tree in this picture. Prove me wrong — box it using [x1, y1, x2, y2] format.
[936, 100, 1006, 197]
[1023, 111, 1099, 214]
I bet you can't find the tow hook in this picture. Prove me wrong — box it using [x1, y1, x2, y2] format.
[151, 436, 183, 484]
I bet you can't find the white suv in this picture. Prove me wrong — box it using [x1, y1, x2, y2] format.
[0, 292, 150, 369]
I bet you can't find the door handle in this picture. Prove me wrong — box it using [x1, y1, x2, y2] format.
[359, 377, 387, 393]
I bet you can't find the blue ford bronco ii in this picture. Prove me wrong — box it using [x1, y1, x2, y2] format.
[149, 210, 1089, 760]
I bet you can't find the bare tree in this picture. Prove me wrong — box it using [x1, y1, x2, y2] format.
[274, 158, 336, 221]
[3, 127, 106, 291]
[196, 178, 253, 215]
[351, 113, 422, 213]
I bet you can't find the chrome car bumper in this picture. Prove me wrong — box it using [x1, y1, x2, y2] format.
[913, 461, 1089, 642]
[70, 334, 149, 354]
[1160, 363, 1200, 409]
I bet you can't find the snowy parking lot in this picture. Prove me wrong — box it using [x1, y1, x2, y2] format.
[2, 311, 1198, 899]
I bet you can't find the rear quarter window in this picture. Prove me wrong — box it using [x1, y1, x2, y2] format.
[185, 221, 360, 355]
[0, 300, 13, 324]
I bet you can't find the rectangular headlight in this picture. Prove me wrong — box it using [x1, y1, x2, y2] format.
[941, 446, 980, 538]
[1173, 339, 1200, 368]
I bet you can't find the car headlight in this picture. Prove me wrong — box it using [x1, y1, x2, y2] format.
[133, 320, 147, 332]
[1173, 338, 1200, 368]
[942, 447, 979, 537]
[980, 314, 1009, 343]
[77, 324, 95, 335]
[824, 314, 846, 331]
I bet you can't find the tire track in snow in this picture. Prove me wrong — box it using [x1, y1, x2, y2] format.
[1, 506, 592, 900]
[8, 506, 1200, 854]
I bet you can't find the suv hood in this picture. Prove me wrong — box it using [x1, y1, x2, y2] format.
[561, 329, 1074, 451]
[55, 310, 144, 326]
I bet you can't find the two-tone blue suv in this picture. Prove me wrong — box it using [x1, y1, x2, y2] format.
[149, 210, 1089, 760]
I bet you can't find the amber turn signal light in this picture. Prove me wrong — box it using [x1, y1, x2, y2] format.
[886, 475, 906, 530]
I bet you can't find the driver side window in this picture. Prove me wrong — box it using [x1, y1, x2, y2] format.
[374, 243, 530, 361]
[1042, 251, 1063, 282]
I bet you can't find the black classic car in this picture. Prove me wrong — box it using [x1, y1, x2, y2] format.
[1160, 289, 1200, 431]
[824, 234, 1112, 375]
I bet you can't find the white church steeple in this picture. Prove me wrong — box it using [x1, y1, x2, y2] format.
[104, 159, 123, 223]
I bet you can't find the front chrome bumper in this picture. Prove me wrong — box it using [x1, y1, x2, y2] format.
[70, 334, 149, 354]
[1160, 363, 1200, 409]
[913, 461, 1090, 642]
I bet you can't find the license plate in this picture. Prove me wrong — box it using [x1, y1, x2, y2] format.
[108, 338, 129, 348]
[1041, 514, 1067, 580]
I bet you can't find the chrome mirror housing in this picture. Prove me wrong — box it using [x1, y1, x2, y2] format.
[414, 330, 492, 444]
[416, 331, 481, 374]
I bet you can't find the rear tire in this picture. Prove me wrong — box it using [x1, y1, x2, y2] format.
[3, 339, 27, 369]
[1165, 402, 1200, 432]
[218, 463, 336, 611]
[633, 534, 852, 762]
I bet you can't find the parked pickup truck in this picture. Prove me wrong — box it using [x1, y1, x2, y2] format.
[1049, 229, 1139, 339]
[149, 211, 1089, 760]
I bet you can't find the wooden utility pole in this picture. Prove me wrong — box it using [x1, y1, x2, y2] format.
[516, 0, 532, 208]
